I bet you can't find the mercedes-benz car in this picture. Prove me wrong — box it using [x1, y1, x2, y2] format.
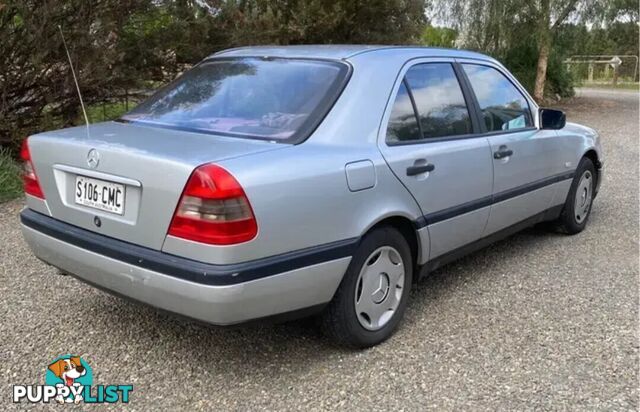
[20, 46, 603, 347]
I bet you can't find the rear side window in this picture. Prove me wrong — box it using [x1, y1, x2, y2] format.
[386, 81, 421, 143]
[121, 58, 349, 143]
[405, 63, 472, 139]
[462, 64, 532, 132]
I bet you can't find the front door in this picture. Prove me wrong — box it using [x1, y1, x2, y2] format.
[378, 60, 494, 260]
[460, 63, 564, 234]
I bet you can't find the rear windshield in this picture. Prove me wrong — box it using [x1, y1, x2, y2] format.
[121, 57, 349, 143]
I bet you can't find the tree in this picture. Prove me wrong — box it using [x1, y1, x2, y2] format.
[433, 0, 611, 101]
[527, 0, 592, 101]
[227, 0, 428, 45]
[421, 24, 457, 47]
[0, 0, 152, 147]
[0, 0, 235, 147]
[1, 0, 430, 149]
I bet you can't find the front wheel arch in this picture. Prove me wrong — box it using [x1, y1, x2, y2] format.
[582, 149, 601, 196]
[556, 156, 596, 234]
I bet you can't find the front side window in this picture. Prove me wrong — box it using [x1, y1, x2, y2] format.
[121, 58, 349, 142]
[462, 64, 533, 132]
[405, 63, 472, 139]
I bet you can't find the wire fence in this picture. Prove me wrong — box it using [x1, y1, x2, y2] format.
[565, 55, 639, 86]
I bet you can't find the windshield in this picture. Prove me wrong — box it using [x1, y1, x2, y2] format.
[121, 57, 349, 142]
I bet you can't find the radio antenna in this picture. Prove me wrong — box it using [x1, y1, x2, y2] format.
[58, 25, 90, 139]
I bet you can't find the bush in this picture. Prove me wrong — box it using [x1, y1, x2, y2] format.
[545, 52, 575, 98]
[2, 1, 429, 150]
[502, 39, 575, 99]
[0, 148, 23, 203]
[502, 42, 538, 94]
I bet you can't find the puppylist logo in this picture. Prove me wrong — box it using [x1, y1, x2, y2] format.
[13, 355, 133, 404]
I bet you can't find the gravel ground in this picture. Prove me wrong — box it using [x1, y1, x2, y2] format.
[1, 88, 638, 411]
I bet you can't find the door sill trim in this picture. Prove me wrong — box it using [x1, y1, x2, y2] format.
[418, 204, 563, 278]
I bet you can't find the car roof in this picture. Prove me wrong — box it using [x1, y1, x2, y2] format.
[210, 45, 496, 63]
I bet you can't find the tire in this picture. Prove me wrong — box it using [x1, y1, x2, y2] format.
[320, 226, 413, 348]
[556, 157, 596, 234]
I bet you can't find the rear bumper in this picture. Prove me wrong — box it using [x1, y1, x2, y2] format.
[20, 209, 353, 325]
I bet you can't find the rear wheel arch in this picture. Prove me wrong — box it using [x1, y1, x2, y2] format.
[321, 223, 414, 347]
[361, 215, 420, 274]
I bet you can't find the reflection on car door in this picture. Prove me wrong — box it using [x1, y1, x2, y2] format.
[460, 63, 566, 234]
[378, 61, 493, 260]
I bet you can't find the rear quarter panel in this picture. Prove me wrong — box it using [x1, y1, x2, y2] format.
[162, 143, 424, 264]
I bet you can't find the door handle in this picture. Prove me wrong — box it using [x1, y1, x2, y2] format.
[493, 147, 514, 159]
[406, 163, 435, 176]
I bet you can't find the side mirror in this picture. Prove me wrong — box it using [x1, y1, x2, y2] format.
[539, 108, 566, 130]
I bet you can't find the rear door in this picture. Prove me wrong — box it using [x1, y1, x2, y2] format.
[459, 62, 564, 234]
[377, 59, 494, 259]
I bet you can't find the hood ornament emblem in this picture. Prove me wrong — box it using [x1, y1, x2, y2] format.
[87, 149, 100, 169]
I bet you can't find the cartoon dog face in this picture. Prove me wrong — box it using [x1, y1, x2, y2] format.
[48, 357, 86, 386]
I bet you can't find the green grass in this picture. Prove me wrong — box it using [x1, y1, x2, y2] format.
[0, 100, 139, 205]
[0, 147, 23, 203]
[0, 100, 137, 205]
[84, 101, 137, 123]
[577, 82, 640, 91]
[39, 100, 139, 131]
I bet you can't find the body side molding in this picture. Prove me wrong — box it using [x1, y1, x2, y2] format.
[414, 171, 574, 229]
[20, 208, 359, 286]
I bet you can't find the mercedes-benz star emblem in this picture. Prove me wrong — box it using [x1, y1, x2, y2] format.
[87, 149, 100, 169]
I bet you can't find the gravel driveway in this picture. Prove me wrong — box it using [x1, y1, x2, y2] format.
[1, 88, 638, 410]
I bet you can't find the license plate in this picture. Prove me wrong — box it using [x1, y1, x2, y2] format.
[75, 175, 125, 215]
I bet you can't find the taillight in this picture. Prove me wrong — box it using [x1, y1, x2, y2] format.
[168, 164, 257, 245]
[20, 138, 44, 199]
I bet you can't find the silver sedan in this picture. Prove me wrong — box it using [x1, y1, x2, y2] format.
[20, 45, 603, 347]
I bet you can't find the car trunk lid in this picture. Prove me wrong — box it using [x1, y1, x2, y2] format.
[27, 121, 285, 250]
